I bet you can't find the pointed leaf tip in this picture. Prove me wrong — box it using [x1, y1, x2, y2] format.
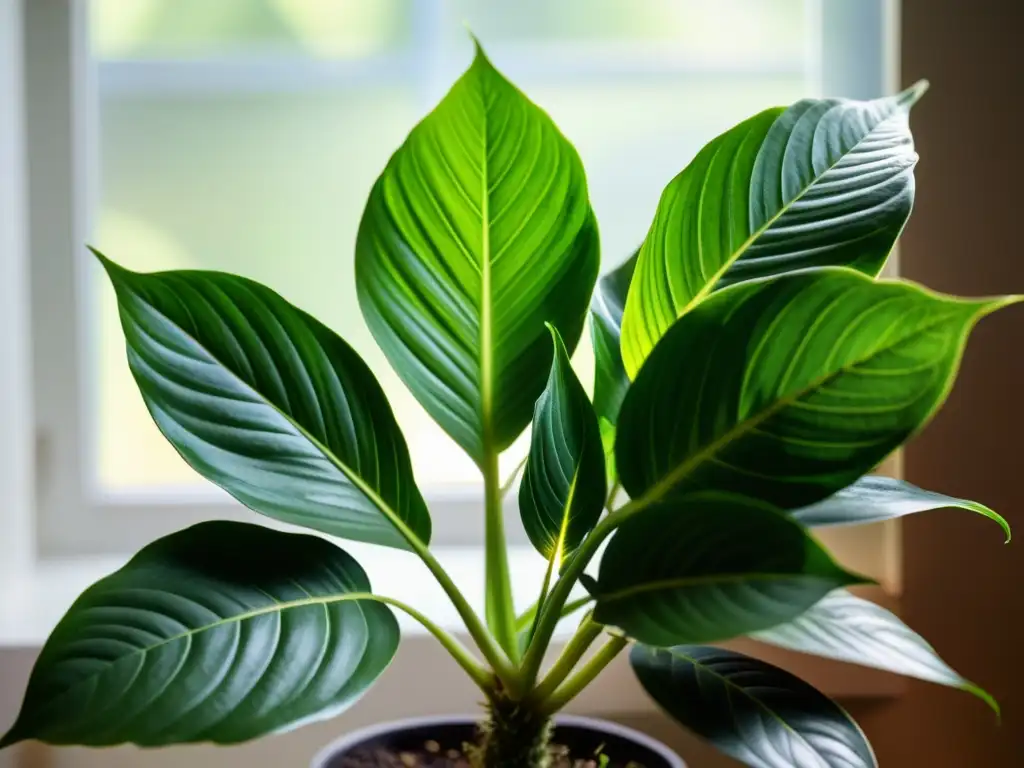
[899, 78, 930, 107]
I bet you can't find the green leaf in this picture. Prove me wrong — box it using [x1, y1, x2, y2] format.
[792, 475, 1010, 541]
[96, 253, 430, 550]
[631, 644, 877, 768]
[591, 252, 637, 426]
[593, 492, 865, 646]
[0, 522, 398, 748]
[355, 41, 600, 465]
[621, 83, 927, 376]
[752, 590, 998, 714]
[519, 325, 606, 563]
[615, 268, 1016, 513]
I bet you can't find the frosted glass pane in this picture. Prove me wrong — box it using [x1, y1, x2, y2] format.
[89, 1, 811, 492]
[445, 0, 806, 60]
[92, 0, 412, 59]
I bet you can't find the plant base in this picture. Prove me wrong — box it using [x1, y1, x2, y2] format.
[471, 696, 554, 768]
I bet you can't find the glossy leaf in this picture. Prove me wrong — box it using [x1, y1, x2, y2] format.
[355, 41, 599, 465]
[621, 83, 927, 376]
[97, 253, 430, 550]
[615, 268, 1015, 513]
[792, 475, 1010, 540]
[0, 522, 398, 748]
[519, 325, 606, 563]
[594, 492, 865, 646]
[752, 590, 998, 713]
[591, 252, 637, 426]
[631, 644, 876, 768]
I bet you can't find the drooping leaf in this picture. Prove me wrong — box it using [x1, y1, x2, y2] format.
[615, 268, 1016, 513]
[792, 475, 1010, 540]
[0, 522, 398, 748]
[593, 492, 865, 646]
[519, 325, 606, 564]
[96, 253, 430, 550]
[591, 251, 637, 426]
[752, 590, 998, 714]
[631, 644, 877, 768]
[621, 83, 927, 376]
[355, 41, 599, 465]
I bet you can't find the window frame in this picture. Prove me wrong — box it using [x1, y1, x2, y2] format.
[24, 0, 900, 556]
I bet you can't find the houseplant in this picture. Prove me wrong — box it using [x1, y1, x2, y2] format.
[1, 38, 1014, 768]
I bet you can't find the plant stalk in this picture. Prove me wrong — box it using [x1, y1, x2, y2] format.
[483, 446, 519, 665]
[367, 595, 494, 690]
[521, 500, 641, 683]
[473, 694, 554, 768]
[530, 613, 603, 702]
[540, 635, 629, 714]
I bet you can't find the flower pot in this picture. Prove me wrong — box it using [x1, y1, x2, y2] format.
[312, 714, 684, 768]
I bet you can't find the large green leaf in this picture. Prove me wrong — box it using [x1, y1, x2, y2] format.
[0, 522, 398, 748]
[519, 325, 606, 564]
[615, 268, 1014, 513]
[631, 644, 876, 768]
[752, 590, 998, 713]
[621, 83, 927, 376]
[593, 492, 864, 646]
[792, 475, 1010, 540]
[96, 253, 430, 549]
[355, 41, 599, 465]
[590, 252, 637, 426]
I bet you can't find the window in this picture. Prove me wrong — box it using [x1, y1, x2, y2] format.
[25, 0, 899, 557]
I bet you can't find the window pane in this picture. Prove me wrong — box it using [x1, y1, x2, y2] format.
[89, 1, 811, 492]
[92, 0, 411, 59]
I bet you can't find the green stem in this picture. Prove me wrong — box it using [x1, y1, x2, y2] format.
[540, 635, 629, 714]
[605, 479, 621, 510]
[530, 613, 602, 702]
[521, 503, 636, 684]
[367, 595, 494, 690]
[483, 447, 519, 666]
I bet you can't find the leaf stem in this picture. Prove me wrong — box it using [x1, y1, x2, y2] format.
[500, 455, 528, 499]
[483, 446, 519, 666]
[363, 595, 494, 690]
[530, 613, 603, 702]
[539, 634, 628, 714]
[521, 502, 638, 683]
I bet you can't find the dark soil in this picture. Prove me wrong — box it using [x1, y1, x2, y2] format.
[336, 738, 644, 768]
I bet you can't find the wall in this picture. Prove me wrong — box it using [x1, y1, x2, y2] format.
[847, 0, 1024, 764]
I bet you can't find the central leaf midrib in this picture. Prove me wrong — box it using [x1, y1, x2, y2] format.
[478, 81, 495, 455]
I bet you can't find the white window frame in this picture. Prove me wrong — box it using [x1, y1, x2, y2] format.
[22, 0, 900, 557]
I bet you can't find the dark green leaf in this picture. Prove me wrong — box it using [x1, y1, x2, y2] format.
[631, 644, 876, 768]
[96, 253, 430, 549]
[752, 590, 998, 714]
[594, 492, 865, 646]
[621, 83, 927, 376]
[355, 41, 599, 465]
[519, 325, 606, 563]
[792, 475, 1010, 540]
[591, 252, 637, 426]
[0, 522, 398, 748]
[615, 268, 1015, 513]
